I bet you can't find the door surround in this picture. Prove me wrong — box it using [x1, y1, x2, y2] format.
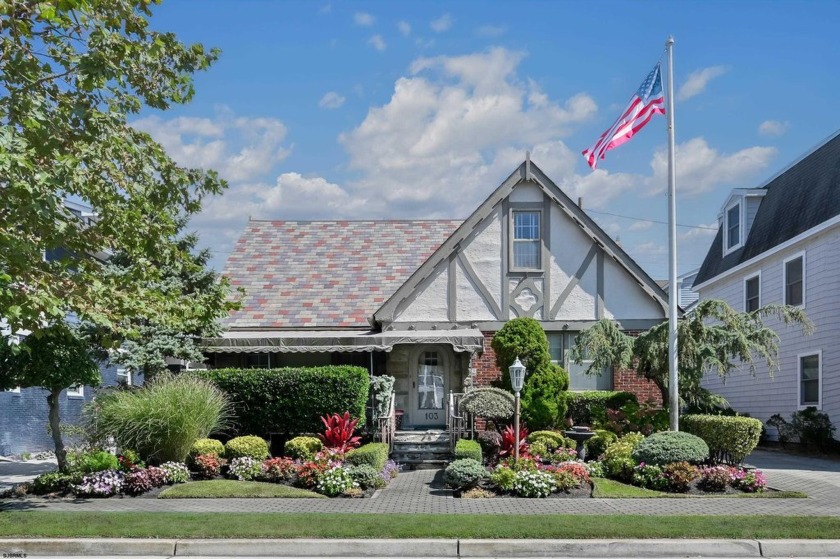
[406, 344, 452, 428]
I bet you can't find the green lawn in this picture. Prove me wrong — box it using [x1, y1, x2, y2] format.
[158, 480, 325, 499]
[0, 512, 838, 538]
[592, 478, 807, 499]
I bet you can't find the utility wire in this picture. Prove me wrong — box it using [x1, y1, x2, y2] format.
[586, 208, 718, 230]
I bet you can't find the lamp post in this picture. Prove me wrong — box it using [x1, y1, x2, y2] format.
[508, 357, 526, 461]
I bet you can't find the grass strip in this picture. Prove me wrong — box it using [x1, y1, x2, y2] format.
[1, 513, 839, 539]
[159, 481, 324, 499]
[592, 479, 808, 499]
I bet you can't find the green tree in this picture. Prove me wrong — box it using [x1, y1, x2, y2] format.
[103, 230, 239, 377]
[0, 0, 225, 336]
[491, 318, 569, 430]
[0, 324, 102, 471]
[570, 299, 813, 409]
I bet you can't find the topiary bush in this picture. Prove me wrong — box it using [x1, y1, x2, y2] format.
[681, 414, 762, 464]
[458, 387, 515, 423]
[526, 430, 569, 452]
[454, 439, 483, 463]
[345, 443, 389, 471]
[443, 458, 487, 489]
[225, 436, 270, 460]
[283, 436, 323, 460]
[564, 391, 638, 425]
[197, 366, 369, 436]
[631, 431, 709, 465]
[584, 429, 618, 460]
[86, 373, 230, 464]
[189, 438, 225, 459]
[520, 363, 569, 430]
[491, 318, 552, 392]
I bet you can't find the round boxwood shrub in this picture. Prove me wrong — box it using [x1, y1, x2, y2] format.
[526, 430, 569, 452]
[631, 431, 709, 465]
[283, 436, 324, 460]
[458, 388, 515, 423]
[189, 438, 225, 459]
[443, 458, 487, 490]
[224, 435, 270, 460]
[681, 414, 762, 464]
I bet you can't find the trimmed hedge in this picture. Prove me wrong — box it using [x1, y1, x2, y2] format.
[682, 414, 763, 464]
[225, 436, 270, 460]
[564, 391, 637, 425]
[345, 443, 389, 471]
[283, 436, 323, 460]
[631, 431, 709, 465]
[197, 366, 369, 436]
[189, 438, 225, 459]
[454, 439, 483, 463]
[459, 388, 515, 422]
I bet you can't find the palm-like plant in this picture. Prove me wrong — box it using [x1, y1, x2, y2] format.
[319, 412, 362, 452]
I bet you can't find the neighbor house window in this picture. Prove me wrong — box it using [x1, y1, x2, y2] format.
[512, 211, 541, 269]
[116, 368, 132, 386]
[799, 352, 821, 408]
[726, 203, 741, 251]
[784, 254, 804, 306]
[66, 385, 84, 398]
[745, 274, 760, 312]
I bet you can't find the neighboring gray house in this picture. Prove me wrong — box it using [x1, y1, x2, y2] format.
[693, 132, 840, 430]
[659, 268, 700, 314]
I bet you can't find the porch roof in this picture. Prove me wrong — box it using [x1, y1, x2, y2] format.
[205, 328, 484, 354]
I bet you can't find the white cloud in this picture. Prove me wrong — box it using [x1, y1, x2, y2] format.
[680, 221, 719, 240]
[677, 65, 728, 101]
[647, 137, 776, 196]
[628, 220, 653, 232]
[476, 25, 506, 37]
[397, 20, 411, 36]
[368, 34, 386, 51]
[132, 108, 291, 183]
[758, 119, 789, 137]
[319, 91, 346, 109]
[354, 12, 374, 26]
[430, 13, 452, 33]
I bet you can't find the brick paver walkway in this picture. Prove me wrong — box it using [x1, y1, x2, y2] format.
[2, 450, 839, 515]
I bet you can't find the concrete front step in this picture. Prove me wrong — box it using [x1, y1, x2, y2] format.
[392, 442, 450, 453]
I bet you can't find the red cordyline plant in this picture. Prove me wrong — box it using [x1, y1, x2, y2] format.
[499, 425, 529, 458]
[319, 411, 362, 452]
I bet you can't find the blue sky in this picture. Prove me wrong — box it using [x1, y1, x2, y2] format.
[134, 0, 840, 279]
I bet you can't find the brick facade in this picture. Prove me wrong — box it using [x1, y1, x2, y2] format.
[469, 330, 662, 406]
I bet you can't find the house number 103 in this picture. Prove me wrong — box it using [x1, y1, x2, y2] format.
[425, 412, 439, 420]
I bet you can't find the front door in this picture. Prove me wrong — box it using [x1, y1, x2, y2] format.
[409, 347, 448, 428]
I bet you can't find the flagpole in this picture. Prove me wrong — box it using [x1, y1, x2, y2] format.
[665, 36, 679, 431]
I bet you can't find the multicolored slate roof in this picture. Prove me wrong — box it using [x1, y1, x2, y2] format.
[222, 220, 463, 329]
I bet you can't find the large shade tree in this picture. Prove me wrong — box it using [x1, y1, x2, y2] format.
[570, 299, 813, 409]
[0, 0, 226, 336]
[0, 324, 103, 471]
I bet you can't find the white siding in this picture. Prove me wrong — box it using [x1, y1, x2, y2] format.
[699, 226, 840, 430]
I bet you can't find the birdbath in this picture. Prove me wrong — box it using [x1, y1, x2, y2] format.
[563, 426, 596, 462]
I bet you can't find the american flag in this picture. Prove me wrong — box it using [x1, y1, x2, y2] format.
[582, 63, 665, 169]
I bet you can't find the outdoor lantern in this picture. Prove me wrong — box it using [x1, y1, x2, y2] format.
[509, 357, 526, 393]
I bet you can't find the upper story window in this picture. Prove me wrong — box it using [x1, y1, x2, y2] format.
[725, 202, 741, 252]
[745, 274, 760, 312]
[784, 254, 804, 307]
[512, 211, 541, 270]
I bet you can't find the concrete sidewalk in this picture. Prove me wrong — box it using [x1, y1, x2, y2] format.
[2, 537, 840, 558]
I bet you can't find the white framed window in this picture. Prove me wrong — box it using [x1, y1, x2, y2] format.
[511, 210, 541, 270]
[116, 368, 132, 386]
[744, 272, 761, 313]
[547, 332, 612, 391]
[3, 387, 21, 394]
[798, 351, 821, 409]
[66, 385, 84, 398]
[723, 201, 743, 254]
[783, 252, 805, 307]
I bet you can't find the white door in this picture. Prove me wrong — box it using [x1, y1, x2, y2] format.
[409, 348, 447, 427]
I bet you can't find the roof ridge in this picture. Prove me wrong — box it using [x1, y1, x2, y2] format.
[754, 127, 840, 190]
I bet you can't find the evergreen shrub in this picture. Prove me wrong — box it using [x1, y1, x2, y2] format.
[283, 436, 323, 460]
[345, 443, 389, 471]
[564, 391, 637, 425]
[682, 414, 762, 464]
[225, 436, 270, 460]
[631, 431, 709, 465]
[197, 366, 369, 436]
[526, 430, 568, 451]
[189, 438, 225, 459]
[443, 458, 487, 489]
[584, 429, 618, 460]
[454, 439, 483, 463]
[458, 387, 515, 423]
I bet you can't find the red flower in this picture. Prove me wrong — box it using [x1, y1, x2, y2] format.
[499, 425, 529, 458]
[319, 411, 362, 452]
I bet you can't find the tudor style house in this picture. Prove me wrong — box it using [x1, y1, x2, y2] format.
[694, 132, 840, 431]
[208, 159, 670, 429]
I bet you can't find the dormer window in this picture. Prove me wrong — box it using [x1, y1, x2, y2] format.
[726, 202, 741, 251]
[512, 210, 541, 270]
